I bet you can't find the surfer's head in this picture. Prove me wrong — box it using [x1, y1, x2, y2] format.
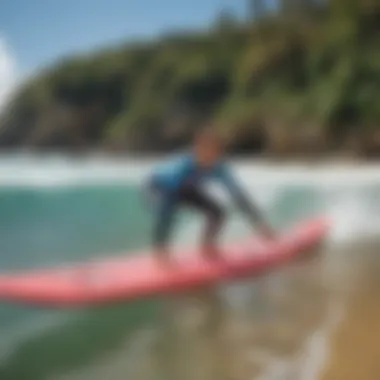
[193, 126, 225, 168]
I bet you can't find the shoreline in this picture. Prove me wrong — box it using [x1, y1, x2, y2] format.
[0, 149, 378, 167]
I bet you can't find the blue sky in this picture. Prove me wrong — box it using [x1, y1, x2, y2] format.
[0, 0, 247, 75]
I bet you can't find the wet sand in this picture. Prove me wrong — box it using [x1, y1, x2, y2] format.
[320, 241, 380, 380]
[321, 292, 380, 380]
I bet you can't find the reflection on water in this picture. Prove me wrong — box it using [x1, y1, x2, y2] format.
[150, 245, 329, 380]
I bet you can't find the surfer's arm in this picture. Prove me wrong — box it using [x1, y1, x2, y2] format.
[217, 165, 274, 236]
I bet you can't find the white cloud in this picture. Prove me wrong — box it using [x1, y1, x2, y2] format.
[0, 36, 18, 112]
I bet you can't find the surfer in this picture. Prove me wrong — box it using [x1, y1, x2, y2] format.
[144, 126, 275, 264]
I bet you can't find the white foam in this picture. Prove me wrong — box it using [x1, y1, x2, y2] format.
[294, 298, 344, 380]
[1, 156, 380, 188]
[323, 190, 380, 245]
[0, 156, 379, 249]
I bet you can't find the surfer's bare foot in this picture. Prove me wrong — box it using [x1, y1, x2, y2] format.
[202, 245, 223, 261]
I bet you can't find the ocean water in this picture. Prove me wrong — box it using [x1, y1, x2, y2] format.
[0, 155, 380, 380]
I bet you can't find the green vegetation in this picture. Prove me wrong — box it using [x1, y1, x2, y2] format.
[1, 0, 380, 157]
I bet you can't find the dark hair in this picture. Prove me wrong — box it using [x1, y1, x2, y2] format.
[195, 125, 225, 145]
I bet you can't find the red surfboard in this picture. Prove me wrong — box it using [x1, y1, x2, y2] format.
[0, 218, 329, 308]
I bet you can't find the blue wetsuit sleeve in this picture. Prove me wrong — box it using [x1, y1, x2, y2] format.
[217, 164, 266, 227]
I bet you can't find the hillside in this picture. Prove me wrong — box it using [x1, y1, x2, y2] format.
[1, 0, 380, 158]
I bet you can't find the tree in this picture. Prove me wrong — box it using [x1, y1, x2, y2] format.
[214, 8, 239, 31]
[249, 0, 267, 21]
[280, 0, 317, 15]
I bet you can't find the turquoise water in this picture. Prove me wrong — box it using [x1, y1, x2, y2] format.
[0, 185, 149, 269]
[1, 156, 380, 380]
[0, 173, 160, 380]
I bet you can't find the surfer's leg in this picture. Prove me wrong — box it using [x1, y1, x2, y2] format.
[142, 181, 178, 265]
[153, 194, 180, 266]
[179, 186, 225, 259]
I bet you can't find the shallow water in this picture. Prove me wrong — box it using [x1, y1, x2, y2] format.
[0, 156, 379, 380]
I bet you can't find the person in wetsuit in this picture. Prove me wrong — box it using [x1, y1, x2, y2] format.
[144, 127, 275, 264]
